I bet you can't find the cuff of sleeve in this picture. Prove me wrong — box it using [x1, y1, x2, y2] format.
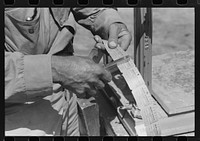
[93, 9, 125, 39]
[24, 55, 53, 99]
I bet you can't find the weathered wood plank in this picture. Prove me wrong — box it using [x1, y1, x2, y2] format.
[107, 70, 168, 135]
[100, 86, 137, 136]
[104, 72, 144, 136]
[152, 82, 194, 115]
[102, 39, 194, 136]
[175, 132, 194, 136]
[95, 91, 129, 136]
[160, 112, 194, 136]
[77, 97, 100, 136]
[110, 69, 168, 136]
[102, 40, 161, 135]
[102, 40, 194, 136]
[152, 50, 194, 115]
[147, 112, 194, 136]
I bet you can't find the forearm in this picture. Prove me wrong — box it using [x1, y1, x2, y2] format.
[51, 55, 71, 84]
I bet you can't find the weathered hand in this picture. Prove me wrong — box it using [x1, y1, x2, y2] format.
[94, 22, 132, 51]
[51, 56, 112, 97]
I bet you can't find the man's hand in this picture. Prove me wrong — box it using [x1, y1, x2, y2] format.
[51, 56, 112, 97]
[94, 23, 132, 51]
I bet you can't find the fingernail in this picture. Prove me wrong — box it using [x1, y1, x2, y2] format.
[109, 41, 117, 47]
[96, 45, 101, 49]
[95, 36, 99, 41]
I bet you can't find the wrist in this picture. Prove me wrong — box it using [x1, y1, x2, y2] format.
[51, 55, 63, 84]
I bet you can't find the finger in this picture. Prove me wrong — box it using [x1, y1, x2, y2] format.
[100, 68, 112, 83]
[85, 85, 97, 96]
[94, 79, 105, 89]
[75, 83, 90, 94]
[94, 64, 112, 82]
[108, 24, 120, 49]
[87, 89, 97, 96]
[119, 32, 132, 51]
[119, 36, 132, 51]
[95, 43, 105, 50]
[94, 35, 103, 43]
[88, 77, 105, 89]
[75, 88, 85, 97]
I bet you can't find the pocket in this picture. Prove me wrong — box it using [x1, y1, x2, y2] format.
[5, 8, 41, 54]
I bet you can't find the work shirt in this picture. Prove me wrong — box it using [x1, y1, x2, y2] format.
[5, 8, 123, 136]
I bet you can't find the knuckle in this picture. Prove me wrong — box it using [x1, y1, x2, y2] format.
[96, 80, 105, 88]
[106, 69, 112, 77]
[88, 89, 97, 96]
[76, 89, 84, 94]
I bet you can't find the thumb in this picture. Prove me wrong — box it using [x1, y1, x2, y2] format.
[108, 24, 119, 49]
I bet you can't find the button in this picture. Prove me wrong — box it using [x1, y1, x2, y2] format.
[28, 28, 34, 34]
[26, 17, 32, 21]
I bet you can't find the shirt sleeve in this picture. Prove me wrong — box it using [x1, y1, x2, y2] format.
[5, 51, 53, 103]
[71, 8, 125, 39]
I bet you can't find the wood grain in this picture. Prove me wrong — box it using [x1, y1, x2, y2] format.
[103, 40, 161, 135]
[158, 112, 194, 136]
[77, 97, 100, 136]
[102, 40, 194, 136]
[152, 50, 194, 115]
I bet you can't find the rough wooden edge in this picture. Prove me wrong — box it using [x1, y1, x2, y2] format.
[102, 39, 194, 136]
[77, 97, 100, 136]
[158, 112, 194, 136]
[101, 87, 137, 136]
[152, 82, 194, 115]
